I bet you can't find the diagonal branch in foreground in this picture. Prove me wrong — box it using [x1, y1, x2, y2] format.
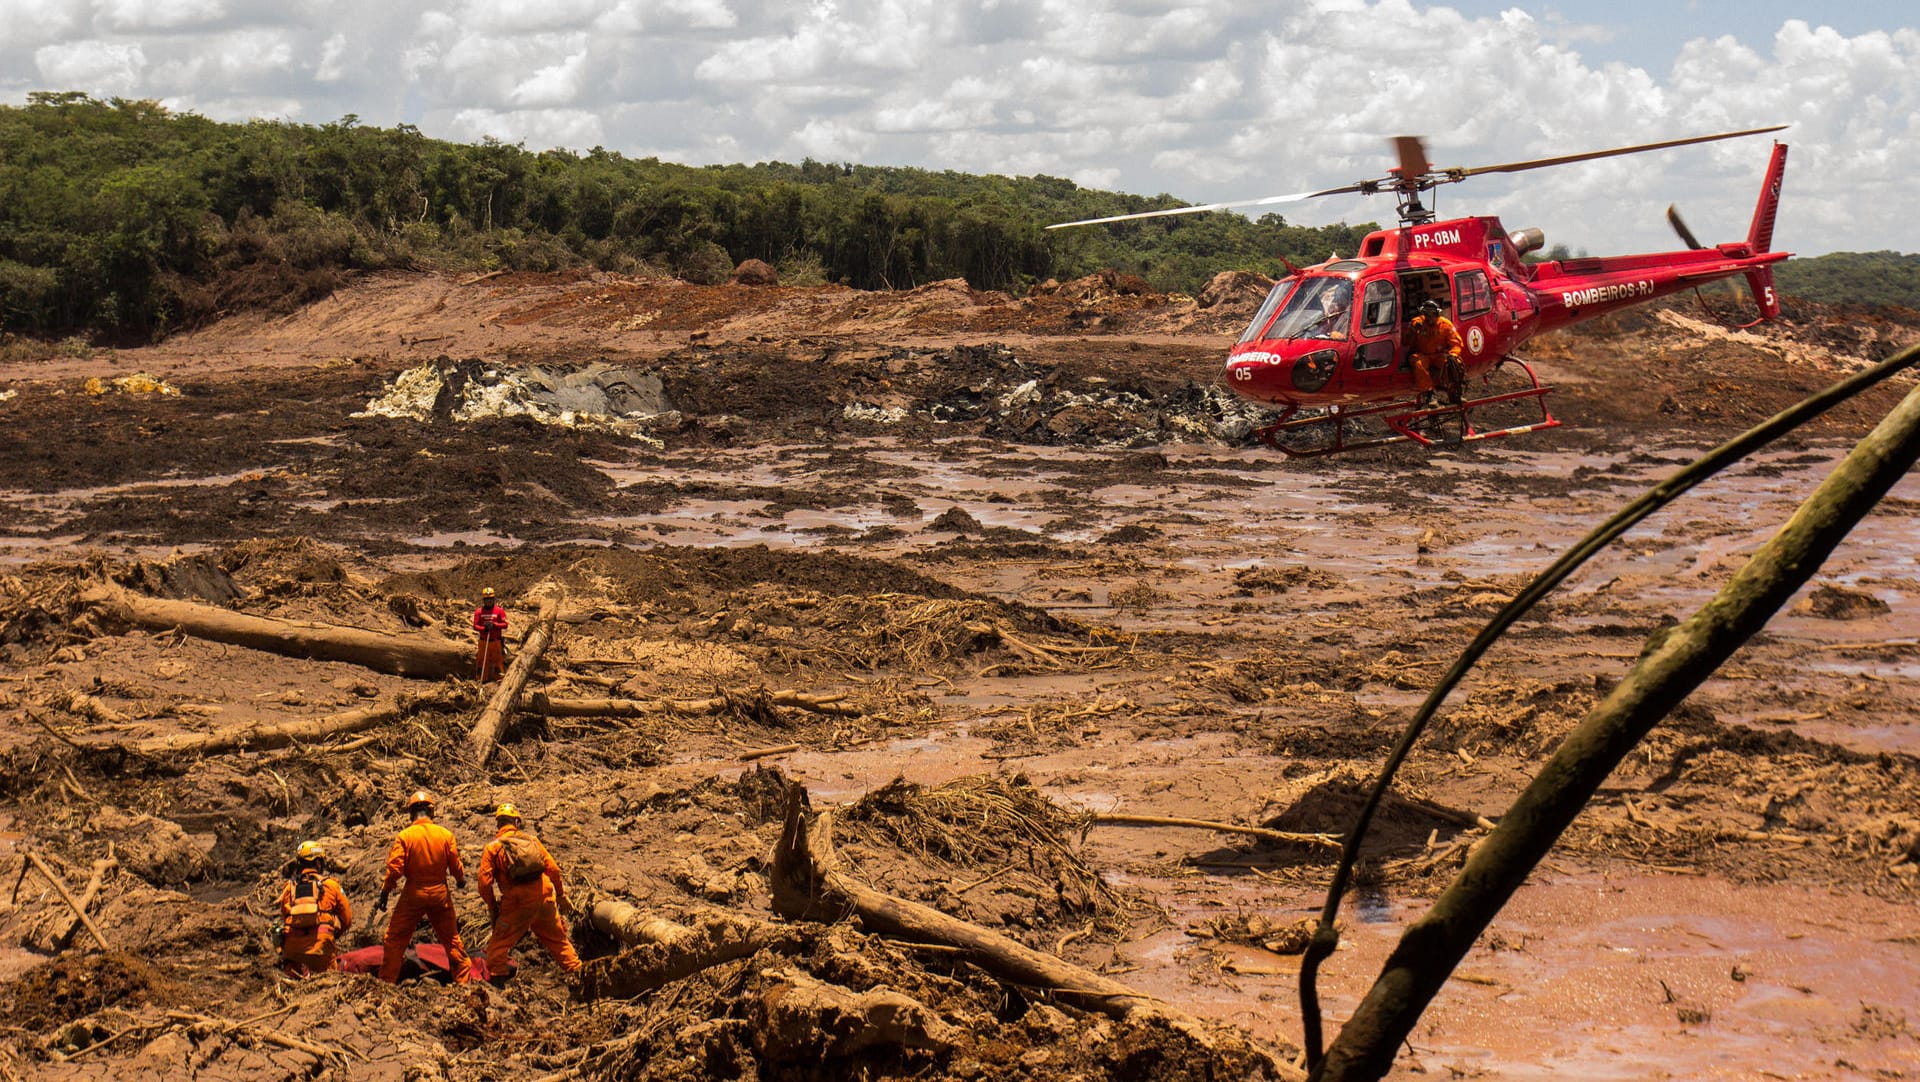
[1314, 379, 1920, 1080]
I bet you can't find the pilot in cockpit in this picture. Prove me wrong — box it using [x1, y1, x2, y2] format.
[1309, 281, 1352, 339]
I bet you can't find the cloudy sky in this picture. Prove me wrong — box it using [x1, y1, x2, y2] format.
[4, 0, 1916, 257]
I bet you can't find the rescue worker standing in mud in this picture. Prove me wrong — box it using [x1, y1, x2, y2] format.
[1409, 299, 1464, 406]
[277, 840, 351, 976]
[375, 790, 473, 984]
[473, 587, 508, 683]
[478, 802, 582, 985]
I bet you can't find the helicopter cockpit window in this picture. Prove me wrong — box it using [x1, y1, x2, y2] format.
[1359, 279, 1397, 337]
[1265, 277, 1354, 341]
[1238, 279, 1298, 344]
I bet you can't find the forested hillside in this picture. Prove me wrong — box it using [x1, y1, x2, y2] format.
[1774, 251, 1920, 309]
[0, 94, 1372, 342]
[3, 94, 1909, 345]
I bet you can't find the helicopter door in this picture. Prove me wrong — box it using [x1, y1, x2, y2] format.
[1342, 278, 1399, 398]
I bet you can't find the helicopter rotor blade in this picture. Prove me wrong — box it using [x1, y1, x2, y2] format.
[1665, 204, 1707, 250]
[1450, 125, 1787, 180]
[1391, 136, 1431, 180]
[1045, 184, 1366, 230]
[1047, 125, 1787, 231]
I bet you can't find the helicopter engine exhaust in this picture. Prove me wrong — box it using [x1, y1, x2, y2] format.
[1508, 227, 1545, 256]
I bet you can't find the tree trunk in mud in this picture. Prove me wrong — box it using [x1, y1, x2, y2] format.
[1314, 381, 1920, 1082]
[587, 899, 695, 948]
[529, 689, 859, 718]
[81, 584, 470, 679]
[120, 694, 451, 758]
[1091, 813, 1343, 852]
[579, 900, 809, 1000]
[770, 783, 1306, 1082]
[469, 591, 562, 764]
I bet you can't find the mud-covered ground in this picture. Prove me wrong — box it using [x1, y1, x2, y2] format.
[2, 269, 1919, 1080]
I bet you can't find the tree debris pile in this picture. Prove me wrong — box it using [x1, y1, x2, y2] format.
[566, 923, 1274, 1082]
[841, 774, 1133, 939]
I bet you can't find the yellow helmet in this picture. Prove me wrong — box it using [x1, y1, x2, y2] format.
[494, 802, 522, 821]
[407, 790, 435, 811]
[482, 587, 496, 598]
[296, 840, 325, 862]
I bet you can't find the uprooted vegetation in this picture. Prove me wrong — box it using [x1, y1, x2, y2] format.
[0, 540, 1320, 1079]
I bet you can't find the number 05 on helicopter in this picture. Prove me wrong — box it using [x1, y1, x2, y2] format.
[1049, 127, 1790, 456]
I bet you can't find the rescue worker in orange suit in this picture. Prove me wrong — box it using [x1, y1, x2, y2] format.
[1409, 299, 1464, 406]
[473, 587, 508, 683]
[374, 791, 473, 984]
[478, 803, 582, 985]
[277, 840, 351, 976]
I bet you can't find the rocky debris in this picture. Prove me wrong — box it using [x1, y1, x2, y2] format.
[356, 355, 674, 440]
[1800, 582, 1891, 620]
[83, 807, 212, 885]
[1199, 269, 1276, 309]
[927, 507, 985, 534]
[731, 258, 779, 286]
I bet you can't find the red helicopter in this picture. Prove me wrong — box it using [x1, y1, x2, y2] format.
[1049, 127, 1790, 456]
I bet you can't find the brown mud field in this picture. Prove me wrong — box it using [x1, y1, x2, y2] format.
[2, 269, 1920, 1080]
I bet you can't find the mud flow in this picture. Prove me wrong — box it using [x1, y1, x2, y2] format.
[0, 270, 1918, 1080]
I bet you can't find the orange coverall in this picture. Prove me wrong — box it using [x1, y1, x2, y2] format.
[277, 872, 352, 975]
[473, 603, 508, 682]
[479, 825, 582, 978]
[1409, 313, 1464, 399]
[379, 818, 473, 983]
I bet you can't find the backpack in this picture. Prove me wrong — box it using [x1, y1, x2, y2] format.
[287, 875, 325, 931]
[499, 831, 547, 883]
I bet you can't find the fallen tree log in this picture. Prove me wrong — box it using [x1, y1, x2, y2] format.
[81, 585, 469, 679]
[579, 899, 808, 1000]
[586, 898, 696, 949]
[1314, 366, 1920, 1080]
[47, 688, 128, 726]
[1092, 813, 1342, 853]
[527, 689, 860, 719]
[470, 591, 562, 764]
[771, 782, 1304, 1081]
[113, 693, 452, 759]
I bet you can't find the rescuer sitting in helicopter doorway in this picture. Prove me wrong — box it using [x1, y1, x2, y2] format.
[1409, 299, 1464, 406]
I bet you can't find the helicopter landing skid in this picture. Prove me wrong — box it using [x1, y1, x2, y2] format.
[1253, 358, 1561, 458]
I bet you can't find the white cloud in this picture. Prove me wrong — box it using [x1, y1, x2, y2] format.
[792, 117, 875, 161]
[95, 0, 226, 32]
[656, 0, 736, 30]
[447, 106, 605, 149]
[147, 29, 295, 87]
[510, 51, 588, 108]
[316, 32, 348, 82]
[34, 40, 148, 95]
[0, 0, 85, 46]
[449, 0, 605, 35]
[2, 1, 1917, 254]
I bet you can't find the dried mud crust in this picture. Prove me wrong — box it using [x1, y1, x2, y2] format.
[2, 274, 1920, 1079]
